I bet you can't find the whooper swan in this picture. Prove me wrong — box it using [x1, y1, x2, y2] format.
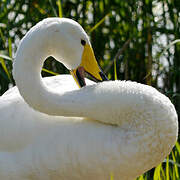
[0, 18, 178, 180]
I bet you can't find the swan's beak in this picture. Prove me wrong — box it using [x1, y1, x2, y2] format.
[71, 44, 108, 88]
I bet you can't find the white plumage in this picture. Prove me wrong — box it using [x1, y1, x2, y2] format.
[0, 18, 178, 180]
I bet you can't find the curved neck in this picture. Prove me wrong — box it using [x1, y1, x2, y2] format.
[13, 36, 174, 135]
[13, 29, 85, 117]
[13, 35, 123, 125]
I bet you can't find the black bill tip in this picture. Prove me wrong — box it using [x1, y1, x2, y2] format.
[85, 69, 108, 83]
[99, 71, 108, 81]
[75, 67, 86, 87]
[72, 67, 108, 88]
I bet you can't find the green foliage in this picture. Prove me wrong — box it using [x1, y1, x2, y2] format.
[135, 143, 180, 180]
[0, 0, 180, 179]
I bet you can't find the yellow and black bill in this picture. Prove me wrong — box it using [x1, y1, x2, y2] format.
[71, 44, 108, 88]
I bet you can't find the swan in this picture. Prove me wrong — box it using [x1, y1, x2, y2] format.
[0, 17, 178, 180]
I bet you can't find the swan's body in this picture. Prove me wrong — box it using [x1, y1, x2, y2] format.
[0, 18, 178, 180]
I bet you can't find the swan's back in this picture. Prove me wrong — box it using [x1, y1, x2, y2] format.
[0, 75, 93, 151]
[0, 75, 178, 180]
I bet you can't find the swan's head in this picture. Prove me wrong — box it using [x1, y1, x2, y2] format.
[43, 18, 108, 87]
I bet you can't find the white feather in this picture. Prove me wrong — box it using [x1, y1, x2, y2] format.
[0, 18, 178, 180]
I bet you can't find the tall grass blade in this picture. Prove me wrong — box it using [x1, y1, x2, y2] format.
[0, 54, 13, 61]
[42, 68, 59, 76]
[89, 12, 111, 33]
[172, 169, 176, 180]
[137, 174, 144, 180]
[153, 163, 161, 180]
[114, 59, 117, 80]
[164, 159, 180, 167]
[0, 54, 58, 76]
[160, 164, 165, 179]
[166, 156, 169, 180]
[0, 28, 6, 45]
[110, 172, 114, 180]
[172, 151, 179, 178]
[57, 0, 63, 18]
[0, 57, 11, 80]
[175, 141, 180, 155]
[8, 37, 12, 58]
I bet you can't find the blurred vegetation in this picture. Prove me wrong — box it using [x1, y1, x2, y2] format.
[0, 0, 180, 179]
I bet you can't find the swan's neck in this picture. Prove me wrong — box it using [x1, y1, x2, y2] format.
[13, 28, 84, 117]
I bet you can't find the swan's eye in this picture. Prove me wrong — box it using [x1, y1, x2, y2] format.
[81, 39, 86, 46]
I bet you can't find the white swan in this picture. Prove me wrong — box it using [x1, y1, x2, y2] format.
[0, 18, 178, 180]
